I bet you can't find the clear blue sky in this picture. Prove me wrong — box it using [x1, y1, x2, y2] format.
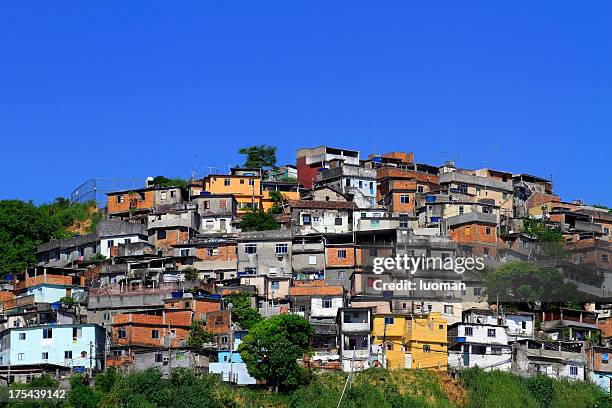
[1, 2, 610, 205]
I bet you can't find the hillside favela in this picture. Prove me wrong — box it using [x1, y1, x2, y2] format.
[1, 144, 612, 407]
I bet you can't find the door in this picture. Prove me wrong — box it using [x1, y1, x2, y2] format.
[463, 345, 470, 367]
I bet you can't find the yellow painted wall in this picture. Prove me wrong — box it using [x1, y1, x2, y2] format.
[407, 312, 448, 371]
[261, 190, 299, 212]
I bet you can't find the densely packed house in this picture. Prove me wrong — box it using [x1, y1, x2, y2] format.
[1, 146, 611, 391]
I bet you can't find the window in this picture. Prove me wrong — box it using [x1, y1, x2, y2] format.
[43, 328, 52, 339]
[64, 351, 72, 360]
[208, 247, 218, 257]
[491, 347, 502, 355]
[602, 254, 609, 263]
[483, 206, 492, 213]
[474, 287, 482, 296]
[603, 354, 609, 364]
[269, 267, 277, 276]
[224, 178, 231, 186]
[308, 255, 317, 265]
[116, 195, 124, 204]
[417, 185, 424, 193]
[458, 184, 468, 194]
[400, 194, 410, 204]
[472, 345, 486, 355]
[180, 249, 190, 257]
[276, 244, 288, 254]
[152, 330, 160, 339]
[476, 187, 481, 196]
[605, 227, 610, 236]
[521, 321, 527, 330]
[399, 214, 409, 228]
[107, 239, 114, 248]
[19, 333, 26, 340]
[170, 190, 176, 198]
[465, 226, 471, 236]
[444, 305, 454, 314]
[335, 217, 343, 226]
[271, 281, 280, 290]
[137, 192, 145, 201]
[371, 219, 379, 227]
[459, 206, 464, 215]
[42, 352, 49, 360]
[358, 180, 363, 189]
[73, 327, 82, 339]
[345, 179, 351, 187]
[439, 324, 444, 330]
[384, 317, 394, 325]
[485, 227, 491, 235]
[423, 344, 431, 353]
[160, 191, 167, 200]
[249, 179, 254, 186]
[206, 220, 214, 229]
[184, 301, 191, 308]
[303, 215, 311, 225]
[18, 353, 24, 361]
[487, 329, 496, 338]
[244, 244, 257, 254]
[322, 299, 333, 308]
[81, 351, 87, 358]
[338, 249, 347, 259]
[155, 353, 163, 363]
[240, 179, 245, 184]
[464, 327, 473, 336]
[117, 327, 126, 338]
[570, 366, 578, 376]
[157, 230, 166, 239]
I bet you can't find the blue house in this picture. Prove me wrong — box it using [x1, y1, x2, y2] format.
[23, 283, 85, 304]
[208, 330, 256, 385]
[0, 324, 106, 372]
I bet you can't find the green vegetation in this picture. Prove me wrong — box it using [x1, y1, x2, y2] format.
[0, 198, 101, 276]
[522, 218, 563, 243]
[239, 314, 314, 391]
[268, 191, 288, 214]
[152, 175, 189, 189]
[239, 209, 279, 231]
[483, 261, 583, 308]
[183, 266, 199, 281]
[239, 145, 277, 170]
[187, 320, 214, 347]
[460, 368, 612, 408]
[224, 292, 263, 330]
[7, 367, 612, 408]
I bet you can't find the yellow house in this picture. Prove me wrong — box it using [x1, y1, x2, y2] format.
[372, 312, 447, 371]
[203, 170, 262, 214]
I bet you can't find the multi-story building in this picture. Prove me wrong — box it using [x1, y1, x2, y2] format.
[337, 306, 372, 372]
[316, 161, 377, 208]
[296, 146, 360, 189]
[201, 168, 262, 214]
[236, 230, 293, 278]
[0, 324, 106, 383]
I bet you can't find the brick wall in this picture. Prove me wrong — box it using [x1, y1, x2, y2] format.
[107, 190, 155, 214]
[450, 223, 496, 244]
[195, 244, 237, 261]
[326, 246, 356, 267]
[297, 156, 319, 189]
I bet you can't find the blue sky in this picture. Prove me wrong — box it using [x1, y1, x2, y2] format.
[1, 2, 610, 205]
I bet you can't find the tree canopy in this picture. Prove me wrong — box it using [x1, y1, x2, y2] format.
[224, 292, 262, 330]
[483, 261, 583, 308]
[0, 198, 100, 276]
[239, 209, 279, 232]
[187, 320, 214, 348]
[238, 145, 277, 170]
[152, 175, 189, 189]
[238, 314, 313, 390]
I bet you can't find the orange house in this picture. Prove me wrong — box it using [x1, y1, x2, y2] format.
[111, 309, 193, 348]
[203, 171, 262, 214]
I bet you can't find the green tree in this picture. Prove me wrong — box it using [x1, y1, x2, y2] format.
[0, 198, 101, 276]
[239, 145, 277, 170]
[238, 314, 313, 391]
[183, 267, 199, 281]
[68, 375, 102, 408]
[483, 261, 583, 308]
[268, 191, 287, 215]
[152, 176, 189, 189]
[239, 209, 279, 231]
[187, 320, 214, 348]
[224, 293, 262, 330]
